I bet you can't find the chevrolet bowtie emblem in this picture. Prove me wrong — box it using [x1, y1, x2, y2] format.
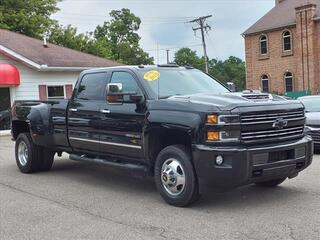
[272, 118, 288, 130]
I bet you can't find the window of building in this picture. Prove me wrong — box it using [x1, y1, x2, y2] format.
[76, 72, 108, 101]
[283, 31, 292, 52]
[47, 86, 65, 99]
[261, 75, 269, 93]
[260, 35, 268, 55]
[284, 72, 294, 93]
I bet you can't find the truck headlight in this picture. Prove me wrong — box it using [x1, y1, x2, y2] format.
[207, 115, 218, 124]
[220, 130, 240, 141]
[218, 115, 240, 124]
[207, 131, 240, 142]
[206, 114, 241, 142]
[207, 131, 220, 141]
[207, 115, 240, 124]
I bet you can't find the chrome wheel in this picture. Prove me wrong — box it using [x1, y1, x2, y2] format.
[18, 141, 28, 166]
[161, 158, 186, 196]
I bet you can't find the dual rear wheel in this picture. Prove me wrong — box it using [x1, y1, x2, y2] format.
[15, 133, 55, 173]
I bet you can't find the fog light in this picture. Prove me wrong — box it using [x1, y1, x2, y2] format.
[215, 155, 224, 166]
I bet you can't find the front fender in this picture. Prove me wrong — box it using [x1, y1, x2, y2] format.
[144, 110, 203, 161]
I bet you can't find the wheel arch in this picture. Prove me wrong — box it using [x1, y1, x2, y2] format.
[11, 120, 30, 140]
[145, 110, 202, 170]
[12, 103, 52, 147]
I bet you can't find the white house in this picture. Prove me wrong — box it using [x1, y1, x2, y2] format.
[0, 29, 119, 131]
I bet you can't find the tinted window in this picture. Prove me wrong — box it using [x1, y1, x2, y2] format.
[76, 73, 107, 100]
[110, 71, 139, 93]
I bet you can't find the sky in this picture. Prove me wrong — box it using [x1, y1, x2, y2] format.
[52, 0, 275, 64]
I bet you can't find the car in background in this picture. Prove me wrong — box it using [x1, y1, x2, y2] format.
[0, 110, 10, 130]
[298, 96, 320, 152]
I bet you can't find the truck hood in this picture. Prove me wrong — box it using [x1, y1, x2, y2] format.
[305, 112, 320, 126]
[168, 93, 298, 111]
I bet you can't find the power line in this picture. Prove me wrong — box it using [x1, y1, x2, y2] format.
[145, 44, 202, 52]
[188, 15, 212, 73]
[52, 15, 193, 26]
[54, 12, 197, 20]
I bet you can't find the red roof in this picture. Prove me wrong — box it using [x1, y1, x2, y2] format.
[243, 0, 320, 35]
[0, 64, 20, 86]
[0, 29, 120, 69]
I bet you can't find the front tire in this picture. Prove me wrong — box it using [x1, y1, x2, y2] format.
[255, 177, 287, 187]
[15, 133, 54, 173]
[154, 145, 199, 207]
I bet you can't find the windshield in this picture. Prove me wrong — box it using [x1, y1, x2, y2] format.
[300, 97, 320, 112]
[140, 68, 229, 98]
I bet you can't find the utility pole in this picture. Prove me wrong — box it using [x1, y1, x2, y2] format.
[166, 49, 170, 64]
[189, 15, 212, 73]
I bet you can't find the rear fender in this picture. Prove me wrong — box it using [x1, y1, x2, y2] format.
[13, 103, 54, 147]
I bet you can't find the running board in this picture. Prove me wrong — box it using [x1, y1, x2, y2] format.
[69, 154, 150, 177]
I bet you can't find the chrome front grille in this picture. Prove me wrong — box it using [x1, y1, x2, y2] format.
[241, 110, 304, 125]
[241, 109, 305, 144]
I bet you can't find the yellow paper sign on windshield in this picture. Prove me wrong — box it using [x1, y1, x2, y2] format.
[144, 70, 160, 81]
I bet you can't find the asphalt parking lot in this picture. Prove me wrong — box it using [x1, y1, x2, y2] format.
[0, 136, 319, 240]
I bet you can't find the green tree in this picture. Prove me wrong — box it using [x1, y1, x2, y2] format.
[85, 38, 113, 59]
[49, 25, 91, 52]
[94, 8, 153, 64]
[48, 25, 113, 59]
[174, 48, 205, 71]
[174, 48, 246, 91]
[209, 56, 246, 91]
[0, 0, 59, 38]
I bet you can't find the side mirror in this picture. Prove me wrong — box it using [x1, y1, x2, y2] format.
[107, 83, 123, 103]
[106, 83, 145, 105]
[108, 83, 123, 94]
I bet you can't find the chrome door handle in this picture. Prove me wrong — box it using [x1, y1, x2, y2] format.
[100, 109, 111, 114]
[69, 108, 78, 112]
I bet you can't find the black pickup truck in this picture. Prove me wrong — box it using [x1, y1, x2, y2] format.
[11, 65, 313, 206]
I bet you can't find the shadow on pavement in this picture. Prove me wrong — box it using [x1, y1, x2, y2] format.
[49, 158, 157, 195]
[44, 156, 307, 209]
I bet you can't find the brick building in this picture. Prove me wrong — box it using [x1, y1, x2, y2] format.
[243, 0, 320, 95]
